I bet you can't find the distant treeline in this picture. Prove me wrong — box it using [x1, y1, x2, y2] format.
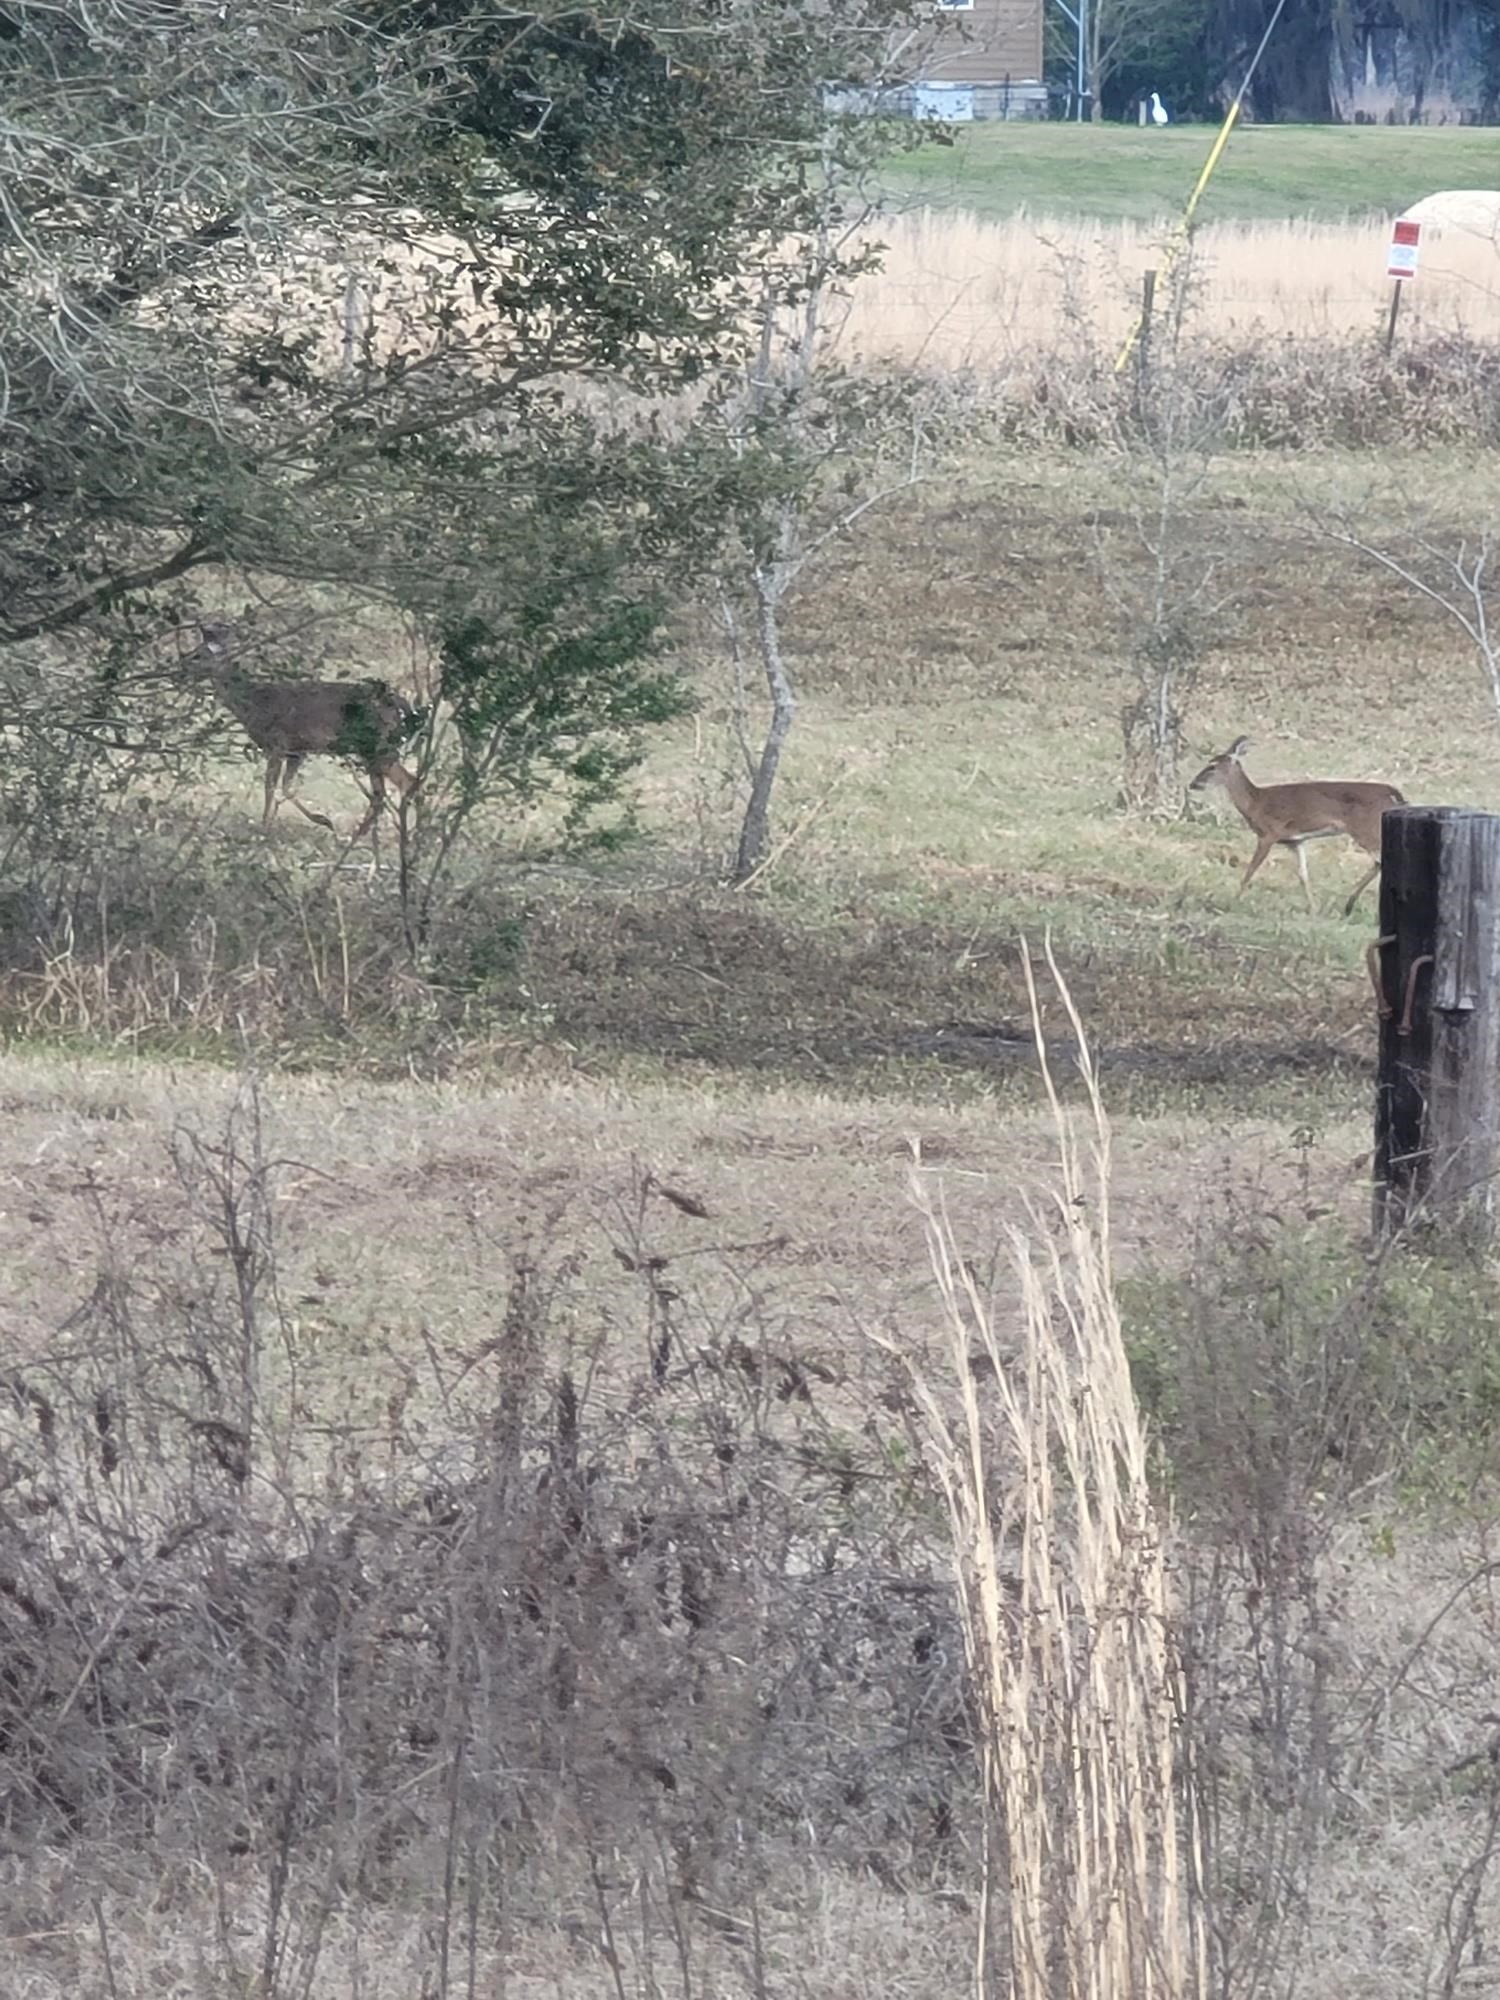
[1058, 0, 1500, 122]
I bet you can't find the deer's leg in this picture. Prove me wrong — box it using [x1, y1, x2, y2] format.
[352, 766, 385, 840]
[1344, 859, 1381, 918]
[384, 759, 417, 806]
[354, 760, 416, 840]
[1236, 834, 1278, 898]
[262, 754, 283, 828]
[1292, 840, 1316, 915]
[282, 754, 336, 833]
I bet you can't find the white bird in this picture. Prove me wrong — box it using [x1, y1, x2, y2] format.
[1149, 90, 1169, 125]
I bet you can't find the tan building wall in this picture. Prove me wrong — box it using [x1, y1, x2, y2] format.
[920, 0, 1043, 82]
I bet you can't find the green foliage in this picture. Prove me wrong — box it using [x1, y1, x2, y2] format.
[1121, 1215, 1500, 1512]
[439, 595, 689, 837]
[0, 0, 924, 751]
[452, 910, 530, 990]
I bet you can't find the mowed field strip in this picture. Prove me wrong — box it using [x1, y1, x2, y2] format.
[877, 119, 1500, 222]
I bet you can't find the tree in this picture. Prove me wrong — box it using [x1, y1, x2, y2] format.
[0, 0, 923, 848]
[718, 266, 946, 886]
[1207, 0, 1334, 118]
[1204, 0, 1500, 122]
[387, 419, 737, 947]
[1099, 264, 1238, 811]
[1051, 0, 1202, 120]
[1102, 0, 1214, 117]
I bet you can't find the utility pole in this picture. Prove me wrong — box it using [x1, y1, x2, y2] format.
[1051, 0, 1088, 119]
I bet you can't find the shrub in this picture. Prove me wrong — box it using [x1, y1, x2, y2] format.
[1121, 1205, 1500, 1511]
[0, 1108, 972, 1993]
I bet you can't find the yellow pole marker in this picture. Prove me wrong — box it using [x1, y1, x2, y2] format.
[1181, 98, 1242, 231]
[1114, 99, 1239, 373]
[1113, 0, 1288, 372]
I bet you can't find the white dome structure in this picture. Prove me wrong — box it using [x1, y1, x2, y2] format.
[1398, 190, 1500, 240]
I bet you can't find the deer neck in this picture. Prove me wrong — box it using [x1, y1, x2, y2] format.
[1219, 759, 1262, 822]
[202, 658, 261, 721]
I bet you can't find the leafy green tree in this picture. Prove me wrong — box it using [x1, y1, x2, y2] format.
[0, 1, 920, 845]
[1208, 0, 1336, 118]
[1205, 0, 1500, 121]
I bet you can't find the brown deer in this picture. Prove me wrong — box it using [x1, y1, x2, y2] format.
[188, 619, 418, 836]
[1189, 736, 1405, 916]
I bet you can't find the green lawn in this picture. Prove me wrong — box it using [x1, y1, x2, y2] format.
[879, 121, 1500, 224]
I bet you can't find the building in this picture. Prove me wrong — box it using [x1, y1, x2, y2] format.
[909, 0, 1047, 121]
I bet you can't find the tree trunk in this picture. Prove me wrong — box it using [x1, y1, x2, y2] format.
[1213, 6, 1334, 120]
[732, 567, 796, 885]
[1120, 670, 1182, 812]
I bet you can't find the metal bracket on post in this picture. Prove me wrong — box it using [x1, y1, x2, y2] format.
[1398, 954, 1434, 1037]
[1366, 936, 1396, 1020]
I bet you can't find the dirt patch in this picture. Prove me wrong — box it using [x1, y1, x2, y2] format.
[772, 474, 1475, 722]
[495, 888, 1376, 1115]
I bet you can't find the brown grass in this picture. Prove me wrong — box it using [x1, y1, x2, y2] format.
[892, 953, 1202, 1998]
[5, 1857, 974, 1999]
[167, 205, 1500, 383]
[0, 1046, 1317, 1393]
[3, 1027, 1495, 1995]
[835, 210, 1500, 368]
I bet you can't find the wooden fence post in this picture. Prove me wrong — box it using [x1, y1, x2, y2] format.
[1382, 279, 1403, 354]
[1373, 806, 1500, 1241]
[1130, 268, 1157, 433]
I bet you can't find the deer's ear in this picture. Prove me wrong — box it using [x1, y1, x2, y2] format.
[1227, 735, 1251, 759]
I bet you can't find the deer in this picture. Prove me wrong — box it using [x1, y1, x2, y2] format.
[1188, 736, 1405, 917]
[186, 619, 418, 837]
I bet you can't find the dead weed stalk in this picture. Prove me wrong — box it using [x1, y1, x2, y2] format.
[890, 942, 1207, 2000]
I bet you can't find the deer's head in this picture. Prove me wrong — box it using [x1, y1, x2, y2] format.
[1189, 737, 1251, 793]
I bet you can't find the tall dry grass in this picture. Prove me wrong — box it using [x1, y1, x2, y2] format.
[832, 210, 1500, 368]
[889, 948, 1205, 2000]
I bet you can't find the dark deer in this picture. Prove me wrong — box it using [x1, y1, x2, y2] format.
[188, 619, 418, 836]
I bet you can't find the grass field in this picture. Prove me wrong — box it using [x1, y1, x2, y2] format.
[8, 450, 1495, 1326]
[836, 207, 1500, 360]
[9, 443, 1500, 1993]
[878, 120, 1500, 223]
[9, 131, 1500, 1997]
